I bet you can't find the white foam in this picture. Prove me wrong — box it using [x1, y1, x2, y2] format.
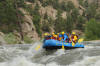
[54, 49, 65, 56]
[69, 56, 100, 66]
[46, 62, 58, 66]
[0, 56, 59, 66]
[0, 56, 43, 66]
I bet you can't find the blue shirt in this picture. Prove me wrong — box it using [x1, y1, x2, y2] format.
[64, 34, 68, 41]
[61, 33, 68, 41]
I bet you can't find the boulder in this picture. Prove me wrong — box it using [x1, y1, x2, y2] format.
[19, 8, 40, 41]
[0, 32, 6, 45]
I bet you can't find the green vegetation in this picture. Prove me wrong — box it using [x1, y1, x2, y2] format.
[32, 3, 42, 36]
[85, 19, 100, 40]
[4, 33, 33, 44]
[24, 36, 33, 44]
[76, 16, 85, 31]
[0, 0, 18, 33]
[4, 33, 18, 44]
[65, 14, 74, 33]
[0, 0, 100, 43]
[66, 1, 75, 12]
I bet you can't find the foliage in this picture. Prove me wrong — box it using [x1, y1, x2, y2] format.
[85, 3, 97, 20]
[66, 1, 75, 12]
[78, 0, 84, 6]
[76, 16, 85, 30]
[26, 0, 35, 3]
[71, 8, 79, 22]
[0, 0, 18, 32]
[24, 36, 33, 43]
[32, 3, 42, 36]
[42, 0, 59, 9]
[54, 17, 66, 32]
[65, 14, 73, 33]
[1, 0, 100, 41]
[0, 0, 25, 33]
[83, 0, 89, 8]
[4, 33, 18, 44]
[54, 11, 66, 32]
[85, 19, 100, 40]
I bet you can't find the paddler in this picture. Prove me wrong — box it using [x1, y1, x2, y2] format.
[61, 31, 68, 42]
[71, 32, 78, 43]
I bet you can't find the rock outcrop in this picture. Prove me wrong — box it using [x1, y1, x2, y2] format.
[0, 32, 6, 45]
[39, 6, 57, 20]
[19, 8, 40, 41]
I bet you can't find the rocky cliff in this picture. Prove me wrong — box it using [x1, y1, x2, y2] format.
[0, 0, 100, 44]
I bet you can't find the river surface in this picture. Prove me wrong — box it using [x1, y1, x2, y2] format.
[0, 41, 100, 66]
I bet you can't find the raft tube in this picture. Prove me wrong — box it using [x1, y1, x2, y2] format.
[43, 39, 84, 49]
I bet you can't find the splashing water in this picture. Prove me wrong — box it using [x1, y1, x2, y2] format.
[69, 56, 100, 66]
[0, 41, 100, 66]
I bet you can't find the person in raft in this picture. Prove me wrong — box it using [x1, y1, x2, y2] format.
[43, 33, 51, 41]
[60, 31, 69, 42]
[70, 32, 78, 43]
[57, 33, 62, 41]
[51, 32, 56, 40]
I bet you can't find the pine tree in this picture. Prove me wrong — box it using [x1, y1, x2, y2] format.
[65, 14, 73, 33]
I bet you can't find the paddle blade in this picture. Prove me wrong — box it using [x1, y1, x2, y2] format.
[62, 45, 65, 50]
[78, 38, 84, 43]
[35, 45, 41, 51]
[72, 42, 75, 46]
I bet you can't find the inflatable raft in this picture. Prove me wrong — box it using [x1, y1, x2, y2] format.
[43, 39, 84, 49]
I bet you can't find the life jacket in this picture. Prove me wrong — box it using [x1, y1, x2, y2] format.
[51, 35, 56, 40]
[74, 35, 78, 40]
[71, 34, 78, 42]
[62, 34, 69, 41]
[57, 34, 62, 41]
[45, 35, 51, 40]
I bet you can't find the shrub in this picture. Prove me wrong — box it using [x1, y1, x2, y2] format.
[4, 33, 17, 44]
[24, 36, 33, 44]
[85, 19, 100, 40]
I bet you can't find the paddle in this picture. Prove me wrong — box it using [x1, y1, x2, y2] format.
[78, 38, 84, 43]
[62, 40, 65, 50]
[35, 39, 43, 51]
[35, 45, 41, 50]
[69, 37, 75, 47]
[72, 41, 75, 46]
[71, 39, 75, 46]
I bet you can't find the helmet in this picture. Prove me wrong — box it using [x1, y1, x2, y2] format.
[44, 33, 48, 36]
[72, 32, 75, 35]
[61, 31, 65, 35]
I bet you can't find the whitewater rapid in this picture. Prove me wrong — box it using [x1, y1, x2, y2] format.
[0, 41, 100, 66]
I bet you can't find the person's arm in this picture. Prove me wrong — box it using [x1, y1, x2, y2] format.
[63, 34, 67, 41]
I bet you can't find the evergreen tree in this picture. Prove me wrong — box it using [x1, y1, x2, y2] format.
[85, 3, 97, 20]
[84, 0, 88, 8]
[71, 8, 79, 22]
[76, 16, 85, 30]
[66, 1, 75, 12]
[65, 14, 73, 33]
[54, 11, 66, 32]
[0, 0, 18, 32]
[85, 19, 100, 40]
[32, 3, 41, 36]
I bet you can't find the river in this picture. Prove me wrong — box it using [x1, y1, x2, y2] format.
[0, 41, 100, 66]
